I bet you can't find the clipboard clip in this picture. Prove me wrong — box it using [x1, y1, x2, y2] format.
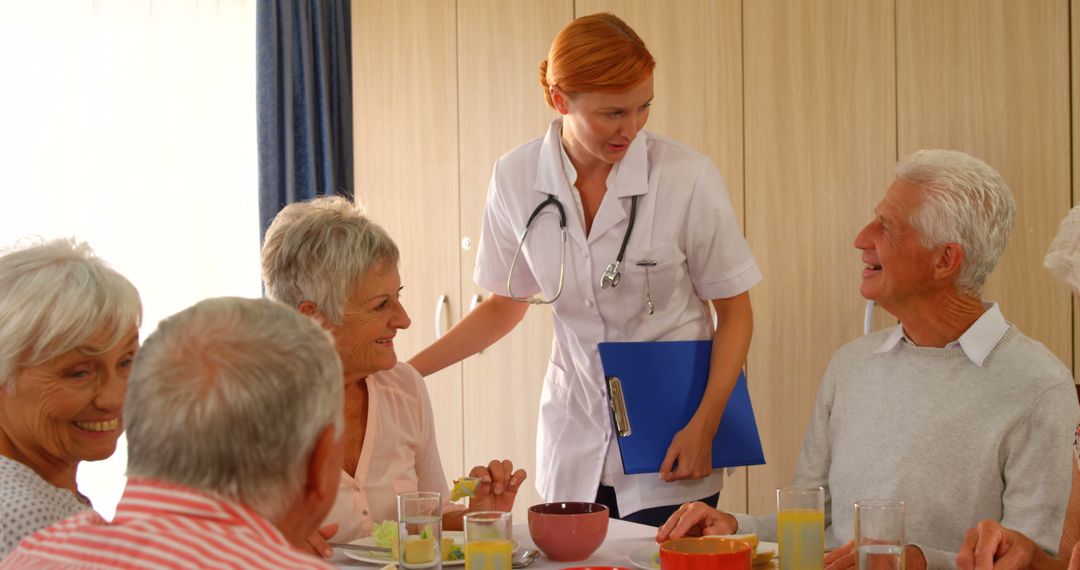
[607, 376, 632, 437]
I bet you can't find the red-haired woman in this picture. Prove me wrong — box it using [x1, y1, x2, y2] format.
[411, 13, 760, 526]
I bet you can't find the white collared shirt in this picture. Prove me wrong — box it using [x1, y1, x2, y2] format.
[873, 302, 1008, 367]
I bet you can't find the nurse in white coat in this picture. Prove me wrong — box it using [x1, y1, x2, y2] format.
[410, 13, 761, 526]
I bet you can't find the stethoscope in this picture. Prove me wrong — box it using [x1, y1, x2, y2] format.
[506, 191, 639, 305]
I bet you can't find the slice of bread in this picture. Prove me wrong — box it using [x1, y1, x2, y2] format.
[726, 533, 760, 552]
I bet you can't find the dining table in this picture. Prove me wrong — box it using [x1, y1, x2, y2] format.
[331, 518, 660, 569]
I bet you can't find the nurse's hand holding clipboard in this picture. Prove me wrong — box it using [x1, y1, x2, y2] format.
[660, 422, 716, 482]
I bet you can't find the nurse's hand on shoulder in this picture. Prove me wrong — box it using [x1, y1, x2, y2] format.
[659, 418, 715, 482]
[467, 459, 527, 513]
[655, 502, 736, 542]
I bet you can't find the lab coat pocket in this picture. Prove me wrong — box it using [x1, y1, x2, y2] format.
[622, 243, 685, 315]
[542, 356, 572, 393]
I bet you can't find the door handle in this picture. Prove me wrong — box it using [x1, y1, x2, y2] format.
[434, 294, 448, 339]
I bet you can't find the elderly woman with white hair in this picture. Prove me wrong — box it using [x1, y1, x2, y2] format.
[957, 207, 1080, 570]
[261, 196, 527, 556]
[0, 238, 141, 556]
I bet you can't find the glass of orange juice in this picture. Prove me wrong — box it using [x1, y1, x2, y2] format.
[464, 511, 513, 570]
[777, 486, 825, 570]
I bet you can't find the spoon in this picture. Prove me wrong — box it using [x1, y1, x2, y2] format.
[511, 548, 541, 568]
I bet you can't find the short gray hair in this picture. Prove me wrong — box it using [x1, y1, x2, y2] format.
[0, 238, 141, 390]
[1045, 205, 1080, 292]
[896, 149, 1016, 296]
[125, 297, 343, 522]
[261, 196, 399, 325]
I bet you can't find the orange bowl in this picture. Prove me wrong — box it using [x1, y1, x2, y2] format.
[659, 537, 752, 570]
[527, 502, 609, 562]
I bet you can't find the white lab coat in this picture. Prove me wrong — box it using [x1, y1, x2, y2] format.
[474, 119, 762, 516]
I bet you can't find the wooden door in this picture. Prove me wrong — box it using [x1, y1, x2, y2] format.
[352, 0, 464, 481]
[743, 0, 897, 514]
[1074, 0, 1080, 382]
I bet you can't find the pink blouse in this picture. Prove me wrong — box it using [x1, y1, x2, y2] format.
[323, 362, 462, 542]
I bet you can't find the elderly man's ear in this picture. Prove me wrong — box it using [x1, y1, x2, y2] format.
[276, 424, 342, 549]
[305, 425, 344, 505]
[933, 243, 966, 283]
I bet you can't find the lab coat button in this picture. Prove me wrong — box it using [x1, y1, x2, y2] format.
[585, 299, 594, 308]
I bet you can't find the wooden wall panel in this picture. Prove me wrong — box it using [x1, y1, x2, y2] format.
[575, 0, 748, 513]
[1073, 0, 1079, 382]
[897, 0, 1072, 370]
[352, 0, 463, 479]
[457, 0, 570, 524]
[743, 0, 897, 514]
[353, 0, 1077, 527]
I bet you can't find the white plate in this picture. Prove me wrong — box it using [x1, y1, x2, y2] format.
[627, 544, 660, 570]
[628, 539, 779, 570]
[340, 531, 519, 567]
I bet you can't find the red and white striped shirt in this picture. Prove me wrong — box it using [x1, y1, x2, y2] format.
[0, 478, 333, 569]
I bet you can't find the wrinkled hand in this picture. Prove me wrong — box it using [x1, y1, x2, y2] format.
[306, 523, 338, 559]
[655, 502, 737, 542]
[467, 459, 526, 513]
[957, 520, 1035, 570]
[660, 420, 716, 482]
[1069, 541, 1080, 570]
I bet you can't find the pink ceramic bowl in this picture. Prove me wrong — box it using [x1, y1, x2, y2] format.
[527, 502, 609, 562]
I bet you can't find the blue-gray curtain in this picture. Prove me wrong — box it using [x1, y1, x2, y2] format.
[257, 0, 353, 241]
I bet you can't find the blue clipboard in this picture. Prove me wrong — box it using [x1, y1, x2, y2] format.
[598, 340, 765, 475]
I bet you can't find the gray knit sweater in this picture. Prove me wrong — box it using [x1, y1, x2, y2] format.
[734, 326, 1079, 570]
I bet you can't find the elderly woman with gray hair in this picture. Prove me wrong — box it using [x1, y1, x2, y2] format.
[262, 196, 527, 556]
[0, 238, 141, 557]
[957, 207, 1080, 570]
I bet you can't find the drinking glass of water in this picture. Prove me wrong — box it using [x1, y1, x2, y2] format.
[398, 491, 443, 570]
[777, 486, 825, 570]
[854, 499, 905, 570]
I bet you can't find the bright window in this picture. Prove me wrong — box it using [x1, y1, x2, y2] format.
[0, 0, 259, 519]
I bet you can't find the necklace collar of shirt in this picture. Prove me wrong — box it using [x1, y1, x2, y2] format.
[873, 301, 1007, 367]
[536, 118, 649, 200]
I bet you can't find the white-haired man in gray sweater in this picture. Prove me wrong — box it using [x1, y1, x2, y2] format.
[657, 150, 1080, 570]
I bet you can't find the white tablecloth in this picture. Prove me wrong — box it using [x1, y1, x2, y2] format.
[332, 519, 658, 569]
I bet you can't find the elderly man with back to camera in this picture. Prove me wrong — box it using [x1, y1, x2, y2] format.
[0, 239, 141, 558]
[261, 196, 528, 556]
[657, 150, 1080, 570]
[1, 296, 345, 569]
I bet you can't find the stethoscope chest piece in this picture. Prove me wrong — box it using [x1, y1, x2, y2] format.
[600, 262, 621, 288]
